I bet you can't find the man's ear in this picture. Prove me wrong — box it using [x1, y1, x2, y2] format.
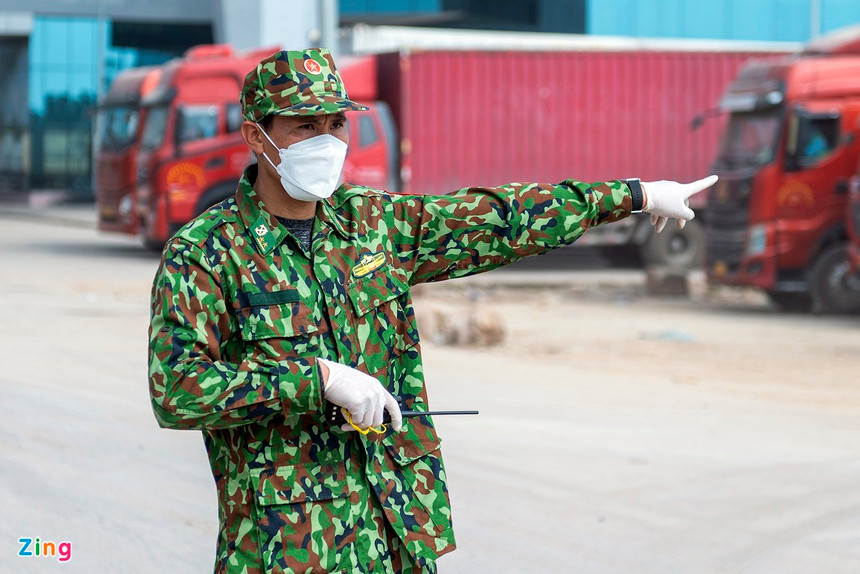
[241, 121, 265, 155]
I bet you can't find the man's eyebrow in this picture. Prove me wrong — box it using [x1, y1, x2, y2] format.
[285, 115, 321, 125]
[287, 114, 346, 125]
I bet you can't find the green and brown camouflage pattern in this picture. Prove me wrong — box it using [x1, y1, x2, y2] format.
[241, 48, 369, 122]
[148, 164, 634, 573]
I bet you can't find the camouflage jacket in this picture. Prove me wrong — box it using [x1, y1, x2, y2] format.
[148, 164, 634, 573]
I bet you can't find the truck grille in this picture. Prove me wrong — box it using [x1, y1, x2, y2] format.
[705, 177, 753, 270]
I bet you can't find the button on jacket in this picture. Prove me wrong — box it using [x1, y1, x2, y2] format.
[148, 163, 635, 573]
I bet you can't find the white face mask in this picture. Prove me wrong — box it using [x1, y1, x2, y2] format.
[256, 124, 348, 202]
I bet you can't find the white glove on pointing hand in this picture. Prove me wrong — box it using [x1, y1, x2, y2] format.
[642, 175, 719, 233]
[317, 358, 403, 432]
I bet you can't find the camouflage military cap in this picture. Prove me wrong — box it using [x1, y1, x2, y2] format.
[241, 48, 368, 122]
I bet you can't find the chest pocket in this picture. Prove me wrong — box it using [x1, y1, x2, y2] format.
[346, 265, 419, 376]
[238, 291, 320, 361]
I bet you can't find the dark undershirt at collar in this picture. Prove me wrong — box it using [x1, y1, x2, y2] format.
[275, 216, 315, 252]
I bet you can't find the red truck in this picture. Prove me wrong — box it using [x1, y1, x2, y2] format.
[95, 66, 159, 235]
[706, 27, 860, 313]
[100, 43, 775, 262]
[127, 45, 394, 249]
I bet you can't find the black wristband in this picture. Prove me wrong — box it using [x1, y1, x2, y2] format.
[625, 178, 644, 213]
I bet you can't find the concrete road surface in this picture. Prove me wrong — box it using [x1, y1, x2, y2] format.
[1, 209, 859, 573]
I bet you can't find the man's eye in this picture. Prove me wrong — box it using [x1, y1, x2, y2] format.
[300, 124, 315, 130]
[332, 121, 345, 129]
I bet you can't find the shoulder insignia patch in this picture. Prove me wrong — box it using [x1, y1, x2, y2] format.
[352, 251, 386, 278]
[250, 216, 275, 253]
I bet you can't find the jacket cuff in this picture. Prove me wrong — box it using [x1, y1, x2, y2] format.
[279, 361, 324, 417]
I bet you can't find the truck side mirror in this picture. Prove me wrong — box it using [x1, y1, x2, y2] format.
[784, 112, 801, 172]
[690, 107, 722, 132]
[690, 115, 704, 131]
[173, 106, 184, 157]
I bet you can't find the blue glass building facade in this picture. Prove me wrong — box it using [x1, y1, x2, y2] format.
[589, 0, 860, 42]
[343, 0, 860, 39]
[23, 16, 204, 194]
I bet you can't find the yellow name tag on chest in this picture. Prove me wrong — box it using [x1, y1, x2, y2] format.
[352, 251, 386, 278]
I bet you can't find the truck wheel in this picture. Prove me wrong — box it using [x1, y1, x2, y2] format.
[809, 243, 860, 314]
[639, 218, 704, 271]
[766, 291, 812, 313]
[140, 217, 165, 252]
[195, 182, 237, 216]
[143, 237, 165, 253]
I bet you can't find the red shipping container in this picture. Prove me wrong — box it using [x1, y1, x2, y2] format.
[378, 50, 779, 207]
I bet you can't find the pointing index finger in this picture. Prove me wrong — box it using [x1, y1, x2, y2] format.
[682, 174, 719, 198]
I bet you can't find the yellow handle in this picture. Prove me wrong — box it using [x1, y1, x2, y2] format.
[343, 408, 387, 435]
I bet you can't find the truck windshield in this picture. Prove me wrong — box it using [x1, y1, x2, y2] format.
[178, 105, 219, 143]
[96, 106, 140, 151]
[716, 110, 782, 169]
[141, 106, 169, 150]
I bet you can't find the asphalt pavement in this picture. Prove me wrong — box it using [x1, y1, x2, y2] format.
[2, 202, 859, 574]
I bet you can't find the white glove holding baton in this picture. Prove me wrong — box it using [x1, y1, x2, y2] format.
[642, 175, 719, 233]
[317, 358, 403, 432]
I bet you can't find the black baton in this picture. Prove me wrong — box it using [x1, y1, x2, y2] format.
[324, 400, 478, 427]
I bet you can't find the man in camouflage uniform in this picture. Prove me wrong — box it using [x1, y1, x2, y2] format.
[148, 48, 716, 573]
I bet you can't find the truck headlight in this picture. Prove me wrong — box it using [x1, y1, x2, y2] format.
[746, 224, 767, 256]
[119, 195, 132, 218]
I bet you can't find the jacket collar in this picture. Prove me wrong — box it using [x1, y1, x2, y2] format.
[236, 164, 352, 257]
[318, 194, 352, 241]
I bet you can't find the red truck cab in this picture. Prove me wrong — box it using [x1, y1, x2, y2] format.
[95, 66, 160, 235]
[133, 45, 395, 249]
[707, 30, 860, 313]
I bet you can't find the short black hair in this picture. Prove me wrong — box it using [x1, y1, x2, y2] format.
[258, 115, 275, 131]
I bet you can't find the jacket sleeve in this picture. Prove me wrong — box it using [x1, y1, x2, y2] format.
[388, 179, 634, 284]
[148, 240, 322, 430]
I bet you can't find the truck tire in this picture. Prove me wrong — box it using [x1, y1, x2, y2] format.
[143, 237, 165, 253]
[639, 218, 704, 271]
[809, 243, 860, 314]
[766, 291, 812, 313]
[195, 182, 238, 216]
